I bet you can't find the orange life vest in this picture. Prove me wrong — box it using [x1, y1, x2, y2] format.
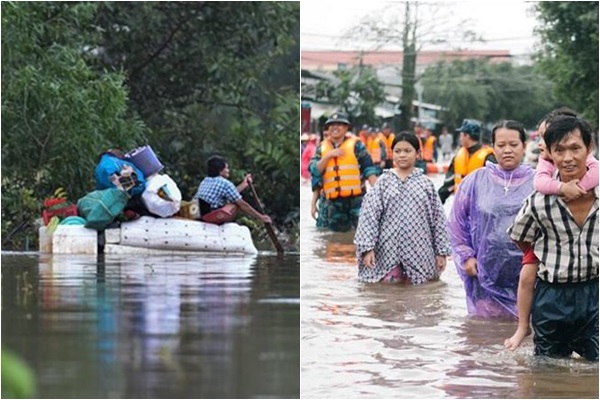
[366, 137, 382, 163]
[377, 132, 395, 161]
[422, 136, 436, 162]
[358, 132, 369, 146]
[321, 137, 362, 200]
[454, 146, 495, 186]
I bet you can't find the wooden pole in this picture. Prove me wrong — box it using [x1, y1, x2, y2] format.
[248, 181, 284, 255]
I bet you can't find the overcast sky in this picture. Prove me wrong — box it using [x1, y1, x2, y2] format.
[301, 0, 540, 56]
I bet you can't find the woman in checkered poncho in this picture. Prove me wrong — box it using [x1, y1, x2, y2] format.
[354, 132, 452, 284]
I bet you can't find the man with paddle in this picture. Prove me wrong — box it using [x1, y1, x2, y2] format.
[195, 155, 272, 225]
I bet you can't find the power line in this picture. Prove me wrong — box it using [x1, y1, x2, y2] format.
[301, 31, 535, 43]
[300, 53, 536, 63]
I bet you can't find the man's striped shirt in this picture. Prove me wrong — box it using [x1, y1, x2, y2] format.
[508, 187, 599, 283]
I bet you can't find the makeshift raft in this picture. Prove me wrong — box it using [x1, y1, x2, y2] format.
[39, 216, 258, 255]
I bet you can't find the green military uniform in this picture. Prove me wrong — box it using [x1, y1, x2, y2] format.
[325, 195, 363, 232]
[309, 112, 378, 232]
[315, 193, 329, 228]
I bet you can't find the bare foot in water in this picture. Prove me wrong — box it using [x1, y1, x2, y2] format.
[504, 326, 532, 350]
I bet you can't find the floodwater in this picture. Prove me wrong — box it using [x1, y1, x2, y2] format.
[2, 251, 299, 398]
[300, 175, 599, 399]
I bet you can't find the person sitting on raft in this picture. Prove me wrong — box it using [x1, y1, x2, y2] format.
[194, 155, 272, 224]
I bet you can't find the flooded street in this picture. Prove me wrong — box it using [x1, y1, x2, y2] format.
[300, 175, 598, 399]
[2, 173, 598, 399]
[2, 252, 299, 398]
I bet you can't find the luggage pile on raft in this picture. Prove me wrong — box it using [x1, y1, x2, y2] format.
[39, 145, 257, 256]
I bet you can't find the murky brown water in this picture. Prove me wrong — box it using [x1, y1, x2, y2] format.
[3, 174, 598, 399]
[2, 251, 299, 398]
[300, 176, 599, 399]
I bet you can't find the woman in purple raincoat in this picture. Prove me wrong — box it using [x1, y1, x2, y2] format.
[448, 120, 534, 319]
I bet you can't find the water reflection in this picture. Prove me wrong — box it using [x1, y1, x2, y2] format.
[300, 180, 598, 399]
[2, 252, 299, 398]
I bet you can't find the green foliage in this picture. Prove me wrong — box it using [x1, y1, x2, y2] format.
[1, 179, 38, 249]
[92, 2, 299, 125]
[230, 90, 300, 227]
[2, 2, 147, 248]
[1, 348, 36, 398]
[1, 2, 299, 250]
[421, 59, 557, 129]
[534, 2, 599, 127]
[90, 1, 300, 239]
[315, 65, 386, 127]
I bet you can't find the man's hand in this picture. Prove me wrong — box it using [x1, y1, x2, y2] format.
[311, 201, 319, 220]
[259, 214, 272, 224]
[316, 148, 344, 173]
[326, 148, 345, 159]
[237, 173, 253, 192]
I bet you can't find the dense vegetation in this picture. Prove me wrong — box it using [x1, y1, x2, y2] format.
[421, 1, 598, 131]
[534, 1, 598, 127]
[421, 60, 558, 130]
[2, 2, 300, 250]
[315, 64, 386, 128]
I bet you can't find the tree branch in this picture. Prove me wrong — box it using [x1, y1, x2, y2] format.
[129, 14, 195, 79]
[2, 220, 28, 247]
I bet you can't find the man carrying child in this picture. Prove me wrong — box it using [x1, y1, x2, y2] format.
[508, 115, 598, 361]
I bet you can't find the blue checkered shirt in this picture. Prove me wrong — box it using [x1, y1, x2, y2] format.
[194, 176, 241, 209]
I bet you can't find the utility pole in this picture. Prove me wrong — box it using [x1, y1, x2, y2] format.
[398, 1, 418, 131]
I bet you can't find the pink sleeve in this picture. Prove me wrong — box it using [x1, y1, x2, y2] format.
[533, 157, 561, 195]
[578, 154, 599, 192]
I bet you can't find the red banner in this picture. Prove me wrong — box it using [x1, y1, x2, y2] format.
[301, 103, 311, 133]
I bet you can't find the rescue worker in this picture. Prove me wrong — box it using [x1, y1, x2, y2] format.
[357, 124, 370, 144]
[438, 119, 496, 204]
[420, 127, 438, 163]
[358, 125, 386, 176]
[310, 112, 378, 232]
[377, 122, 395, 169]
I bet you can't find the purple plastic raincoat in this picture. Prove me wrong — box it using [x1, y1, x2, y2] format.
[448, 162, 534, 319]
